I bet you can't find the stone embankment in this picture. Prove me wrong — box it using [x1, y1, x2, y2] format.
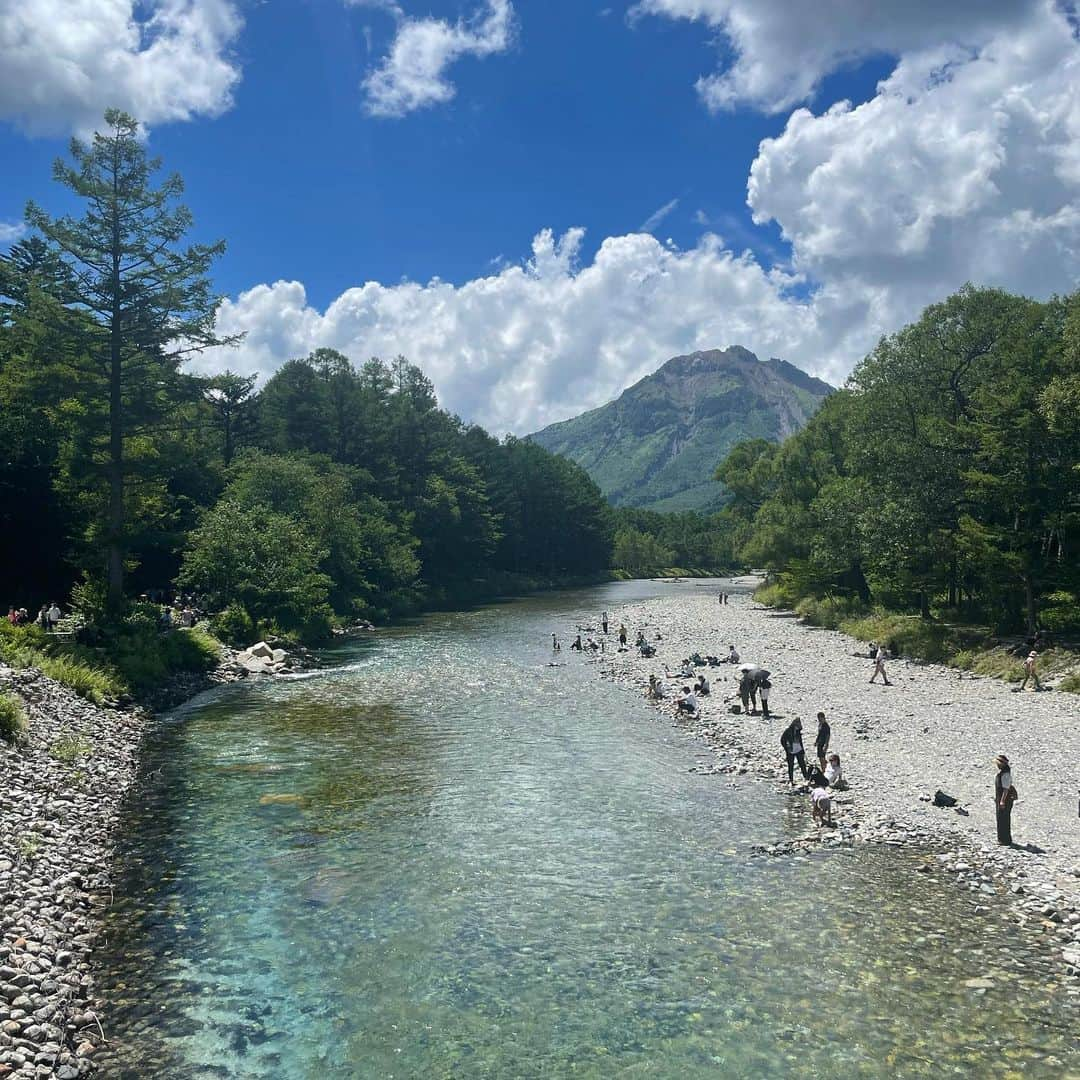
[0, 642, 298, 1078]
[601, 584, 1080, 982]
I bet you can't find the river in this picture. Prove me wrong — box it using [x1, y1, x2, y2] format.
[95, 580, 1079, 1078]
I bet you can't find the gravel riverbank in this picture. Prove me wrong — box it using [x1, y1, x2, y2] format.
[598, 580, 1080, 982]
[0, 643, 291, 1078]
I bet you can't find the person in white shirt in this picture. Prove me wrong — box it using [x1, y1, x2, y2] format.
[824, 753, 847, 790]
[677, 687, 697, 714]
[811, 783, 833, 826]
[869, 645, 891, 685]
[727, 645, 739, 664]
[47, 603, 61, 629]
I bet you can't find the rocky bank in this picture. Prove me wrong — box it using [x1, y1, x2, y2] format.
[0, 642, 300, 1078]
[599, 581, 1080, 983]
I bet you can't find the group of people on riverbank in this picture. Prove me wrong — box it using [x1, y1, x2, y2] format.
[6, 602, 63, 630]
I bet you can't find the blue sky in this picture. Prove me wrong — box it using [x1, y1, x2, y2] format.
[1, 1, 1077, 433]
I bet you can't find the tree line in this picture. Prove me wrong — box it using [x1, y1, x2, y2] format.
[0, 112, 612, 641]
[716, 285, 1080, 637]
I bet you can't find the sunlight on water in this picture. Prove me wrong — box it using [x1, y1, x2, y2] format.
[95, 582, 1080, 1078]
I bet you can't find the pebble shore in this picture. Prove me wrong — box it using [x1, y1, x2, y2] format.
[0, 644, 281, 1079]
[599, 581, 1080, 983]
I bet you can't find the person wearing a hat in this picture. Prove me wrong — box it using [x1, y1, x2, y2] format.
[1020, 650, 1041, 691]
[994, 755, 1018, 845]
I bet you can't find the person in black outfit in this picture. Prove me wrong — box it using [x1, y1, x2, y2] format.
[994, 754, 1017, 845]
[815, 712, 831, 769]
[780, 718, 809, 784]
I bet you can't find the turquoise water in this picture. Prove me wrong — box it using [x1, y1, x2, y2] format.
[96, 582, 1079, 1078]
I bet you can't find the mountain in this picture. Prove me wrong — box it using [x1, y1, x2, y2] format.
[528, 347, 833, 512]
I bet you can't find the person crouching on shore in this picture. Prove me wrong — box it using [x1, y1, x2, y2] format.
[811, 775, 833, 827]
[677, 686, 697, 715]
[825, 753, 848, 790]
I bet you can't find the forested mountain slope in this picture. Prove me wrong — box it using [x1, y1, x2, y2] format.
[529, 347, 833, 511]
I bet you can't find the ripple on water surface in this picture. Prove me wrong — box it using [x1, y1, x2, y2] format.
[95, 582, 1080, 1078]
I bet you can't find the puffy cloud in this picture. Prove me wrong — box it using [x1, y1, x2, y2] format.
[630, 0, 1041, 113]
[362, 0, 515, 118]
[0, 0, 243, 135]
[201, 2, 1080, 437]
[199, 228, 826, 434]
[748, 3, 1080, 320]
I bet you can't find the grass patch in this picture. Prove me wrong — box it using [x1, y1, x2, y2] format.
[0, 693, 28, 744]
[16, 834, 41, 864]
[0, 615, 221, 703]
[1057, 673, 1080, 693]
[840, 611, 955, 663]
[50, 732, 93, 764]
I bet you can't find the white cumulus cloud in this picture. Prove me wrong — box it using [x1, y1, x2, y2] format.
[0, 0, 243, 136]
[630, 0, 1042, 113]
[200, 228, 825, 434]
[200, 2, 1080, 437]
[748, 2, 1080, 325]
[362, 0, 515, 118]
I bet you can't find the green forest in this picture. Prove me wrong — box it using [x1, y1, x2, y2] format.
[0, 112, 612, 657]
[716, 285, 1080, 643]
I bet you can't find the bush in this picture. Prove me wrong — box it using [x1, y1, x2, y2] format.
[840, 611, 954, 663]
[754, 579, 802, 609]
[50, 732, 93, 763]
[108, 624, 220, 695]
[1058, 673, 1080, 693]
[795, 594, 869, 629]
[212, 602, 255, 645]
[0, 693, 28, 744]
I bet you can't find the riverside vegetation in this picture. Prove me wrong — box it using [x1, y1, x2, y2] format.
[714, 285, 1080, 683]
[0, 111, 612, 683]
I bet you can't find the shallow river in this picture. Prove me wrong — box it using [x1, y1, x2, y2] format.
[96, 581, 1079, 1078]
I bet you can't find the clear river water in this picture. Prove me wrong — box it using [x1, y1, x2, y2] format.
[95, 581, 1079, 1078]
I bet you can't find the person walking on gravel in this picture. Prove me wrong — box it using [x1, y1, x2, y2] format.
[994, 754, 1017, 845]
[1019, 651, 1041, 691]
[780, 717, 809, 785]
[869, 645, 891, 685]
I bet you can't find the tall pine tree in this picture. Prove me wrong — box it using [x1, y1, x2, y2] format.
[26, 110, 238, 605]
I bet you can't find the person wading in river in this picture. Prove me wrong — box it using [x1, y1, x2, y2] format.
[780, 718, 809, 785]
[995, 754, 1018, 846]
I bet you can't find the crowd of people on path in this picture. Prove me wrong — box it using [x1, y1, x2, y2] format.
[6, 603, 63, 630]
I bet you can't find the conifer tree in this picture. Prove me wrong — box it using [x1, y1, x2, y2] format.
[26, 110, 238, 605]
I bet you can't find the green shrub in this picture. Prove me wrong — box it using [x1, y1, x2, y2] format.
[795, 595, 868, 630]
[840, 611, 954, 663]
[108, 624, 220, 694]
[0, 693, 28, 744]
[212, 602, 256, 645]
[50, 732, 93, 763]
[1039, 591, 1080, 635]
[967, 648, 1025, 682]
[754, 580, 800, 608]
[949, 649, 976, 671]
[1057, 673, 1080, 693]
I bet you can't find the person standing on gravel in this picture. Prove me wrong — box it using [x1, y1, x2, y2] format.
[602, 611, 609, 634]
[815, 712, 830, 768]
[994, 755, 1017, 845]
[1019, 651, 1041, 691]
[869, 645, 891, 685]
[780, 718, 809, 785]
